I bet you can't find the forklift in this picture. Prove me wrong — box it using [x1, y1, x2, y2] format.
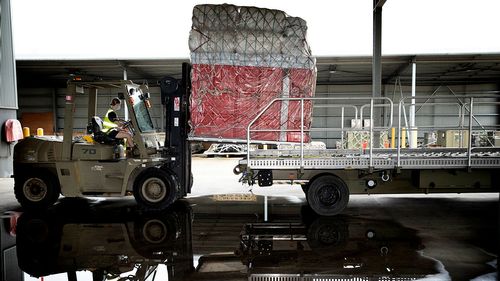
[13, 64, 193, 210]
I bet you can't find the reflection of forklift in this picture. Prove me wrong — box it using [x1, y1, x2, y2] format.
[13, 64, 193, 210]
[15, 201, 194, 281]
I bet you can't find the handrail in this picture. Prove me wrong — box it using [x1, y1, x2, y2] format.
[397, 95, 499, 169]
[468, 98, 474, 168]
[245, 95, 498, 172]
[360, 103, 394, 130]
[398, 96, 467, 167]
[246, 96, 393, 170]
[399, 102, 462, 128]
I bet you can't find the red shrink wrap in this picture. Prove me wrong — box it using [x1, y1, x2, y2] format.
[189, 4, 316, 142]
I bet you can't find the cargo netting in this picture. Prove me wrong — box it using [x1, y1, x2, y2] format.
[189, 4, 316, 142]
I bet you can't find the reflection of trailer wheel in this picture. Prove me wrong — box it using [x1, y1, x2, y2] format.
[307, 175, 349, 216]
[14, 171, 60, 210]
[307, 217, 348, 254]
[133, 168, 178, 210]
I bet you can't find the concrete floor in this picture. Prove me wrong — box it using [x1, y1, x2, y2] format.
[0, 157, 498, 280]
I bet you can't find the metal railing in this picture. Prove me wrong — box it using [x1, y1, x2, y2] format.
[246, 97, 393, 169]
[245, 94, 500, 171]
[397, 95, 500, 169]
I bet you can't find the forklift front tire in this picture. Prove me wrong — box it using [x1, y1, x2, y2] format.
[133, 168, 178, 210]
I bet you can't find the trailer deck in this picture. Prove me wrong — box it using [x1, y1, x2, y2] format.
[241, 147, 500, 170]
[239, 95, 500, 172]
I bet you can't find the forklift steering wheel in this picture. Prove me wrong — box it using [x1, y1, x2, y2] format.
[121, 120, 132, 129]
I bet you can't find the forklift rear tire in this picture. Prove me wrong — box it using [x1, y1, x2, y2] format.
[133, 168, 178, 210]
[14, 171, 60, 210]
[16, 212, 62, 273]
[307, 175, 349, 216]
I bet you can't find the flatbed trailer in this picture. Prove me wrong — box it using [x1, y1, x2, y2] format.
[235, 95, 500, 215]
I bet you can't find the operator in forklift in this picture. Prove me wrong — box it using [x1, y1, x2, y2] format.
[102, 97, 134, 148]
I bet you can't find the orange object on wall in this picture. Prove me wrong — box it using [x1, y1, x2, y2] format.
[20, 112, 55, 136]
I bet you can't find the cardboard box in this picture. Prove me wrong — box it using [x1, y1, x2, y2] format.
[437, 130, 469, 148]
[363, 119, 371, 128]
[351, 119, 362, 129]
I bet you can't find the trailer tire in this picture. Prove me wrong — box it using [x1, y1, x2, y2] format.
[133, 168, 178, 211]
[307, 175, 349, 216]
[14, 171, 60, 210]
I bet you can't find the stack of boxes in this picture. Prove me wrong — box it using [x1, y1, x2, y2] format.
[189, 4, 316, 142]
[345, 119, 389, 149]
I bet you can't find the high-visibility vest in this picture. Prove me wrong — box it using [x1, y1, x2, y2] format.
[102, 109, 118, 133]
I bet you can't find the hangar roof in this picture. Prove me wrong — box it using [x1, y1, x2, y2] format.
[16, 54, 500, 88]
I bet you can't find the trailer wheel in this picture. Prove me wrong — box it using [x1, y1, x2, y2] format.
[307, 175, 349, 216]
[14, 171, 60, 210]
[133, 168, 178, 210]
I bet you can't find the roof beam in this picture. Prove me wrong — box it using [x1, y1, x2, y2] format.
[117, 60, 155, 80]
[383, 56, 415, 84]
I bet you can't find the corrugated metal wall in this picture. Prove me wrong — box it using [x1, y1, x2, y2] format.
[18, 82, 498, 150]
[0, 0, 18, 177]
[312, 83, 499, 148]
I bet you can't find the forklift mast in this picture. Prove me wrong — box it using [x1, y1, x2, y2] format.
[160, 63, 193, 195]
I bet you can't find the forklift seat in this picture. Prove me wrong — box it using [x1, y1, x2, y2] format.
[90, 116, 120, 145]
[90, 116, 104, 134]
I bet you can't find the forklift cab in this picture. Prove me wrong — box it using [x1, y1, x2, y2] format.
[68, 81, 160, 161]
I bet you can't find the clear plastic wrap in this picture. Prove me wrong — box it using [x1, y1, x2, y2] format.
[189, 4, 316, 142]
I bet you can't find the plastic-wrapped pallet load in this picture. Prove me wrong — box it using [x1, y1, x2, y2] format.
[189, 4, 316, 142]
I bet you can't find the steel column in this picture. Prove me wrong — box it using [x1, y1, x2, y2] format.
[372, 0, 384, 148]
[62, 84, 76, 161]
[409, 61, 417, 148]
[123, 68, 129, 120]
[88, 87, 98, 120]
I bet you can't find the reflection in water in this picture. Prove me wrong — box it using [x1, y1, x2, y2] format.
[11, 202, 440, 281]
[235, 210, 440, 280]
[15, 201, 193, 281]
